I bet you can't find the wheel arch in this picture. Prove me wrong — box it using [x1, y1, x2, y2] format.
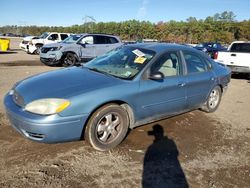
[62, 51, 80, 62]
[35, 43, 43, 47]
[81, 100, 135, 140]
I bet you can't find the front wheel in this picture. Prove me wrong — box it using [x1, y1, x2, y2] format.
[201, 86, 222, 113]
[84, 104, 129, 151]
[34, 45, 42, 55]
[62, 53, 77, 67]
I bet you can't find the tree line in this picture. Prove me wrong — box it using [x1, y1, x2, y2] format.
[1, 11, 249, 44]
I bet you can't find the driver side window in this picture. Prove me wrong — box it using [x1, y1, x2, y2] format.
[151, 52, 181, 77]
[80, 36, 94, 44]
[48, 34, 59, 41]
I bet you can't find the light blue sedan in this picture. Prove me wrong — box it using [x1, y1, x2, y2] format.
[4, 43, 231, 151]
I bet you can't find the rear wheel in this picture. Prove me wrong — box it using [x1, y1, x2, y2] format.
[62, 53, 77, 67]
[202, 86, 222, 113]
[84, 104, 129, 151]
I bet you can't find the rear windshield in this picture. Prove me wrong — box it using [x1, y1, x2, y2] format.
[230, 43, 250, 53]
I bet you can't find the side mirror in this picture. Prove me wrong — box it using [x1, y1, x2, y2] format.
[77, 42, 86, 48]
[149, 72, 164, 80]
[48, 36, 53, 40]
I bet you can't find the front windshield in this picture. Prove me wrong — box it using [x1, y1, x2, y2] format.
[39, 32, 49, 39]
[62, 34, 82, 43]
[84, 46, 155, 80]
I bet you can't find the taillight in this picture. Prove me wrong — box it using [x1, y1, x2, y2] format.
[214, 52, 218, 59]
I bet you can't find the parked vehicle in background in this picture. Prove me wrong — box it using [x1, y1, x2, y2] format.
[4, 43, 231, 151]
[27, 32, 70, 54]
[19, 36, 37, 52]
[3, 33, 18, 37]
[40, 33, 123, 66]
[194, 42, 227, 59]
[215, 41, 250, 76]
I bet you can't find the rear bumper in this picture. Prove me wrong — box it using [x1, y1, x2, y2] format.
[4, 93, 89, 143]
[226, 65, 250, 74]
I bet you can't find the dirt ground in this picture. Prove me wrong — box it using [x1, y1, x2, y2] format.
[0, 43, 250, 187]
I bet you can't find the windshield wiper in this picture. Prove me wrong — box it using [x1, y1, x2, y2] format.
[87, 67, 126, 80]
[87, 67, 111, 76]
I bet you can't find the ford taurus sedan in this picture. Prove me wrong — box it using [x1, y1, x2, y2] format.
[4, 43, 231, 151]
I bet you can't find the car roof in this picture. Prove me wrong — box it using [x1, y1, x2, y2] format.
[126, 43, 198, 54]
[76, 33, 119, 37]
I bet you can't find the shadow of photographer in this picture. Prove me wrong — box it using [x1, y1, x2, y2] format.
[142, 124, 188, 188]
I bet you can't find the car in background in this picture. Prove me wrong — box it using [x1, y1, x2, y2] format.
[4, 43, 231, 151]
[3, 33, 18, 37]
[19, 36, 38, 52]
[27, 32, 71, 54]
[215, 41, 250, 76]
[194, 42, 227, 59]
[40, 33, 123, 66]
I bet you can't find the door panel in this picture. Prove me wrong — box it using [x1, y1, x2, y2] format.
[137, 76, 187, 121]
[79, 36, 95, 58]
[135, 51, 187, 121]
[182, 50, 216, 108]
[185, 71, 215, 108]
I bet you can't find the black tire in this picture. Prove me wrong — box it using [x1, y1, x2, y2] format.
[34, 45, 42, 55]
[84, 104, 129, 151]
[201, 86, 222, 113]
[62, 52, 77, 67]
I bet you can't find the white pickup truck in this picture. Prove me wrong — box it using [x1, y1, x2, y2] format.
[27, 32, 70, 54]
[215, 41, 250, 75]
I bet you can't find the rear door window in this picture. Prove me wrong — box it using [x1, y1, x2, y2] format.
[230, 43, 250, 53]
[95, 36, 107, 44]
[60, 34, 69, 40]
[183, 51, 208, 74]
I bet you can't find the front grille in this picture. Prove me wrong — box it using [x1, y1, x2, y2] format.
[12, 90, 25, 107]
[41, 47, 51, 53]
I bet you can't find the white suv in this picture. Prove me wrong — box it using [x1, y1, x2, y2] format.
[27, 32, 70, 54]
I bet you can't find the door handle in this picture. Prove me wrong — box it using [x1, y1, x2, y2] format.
[178, 82, 186, 87]
[231, 54, 236, 56]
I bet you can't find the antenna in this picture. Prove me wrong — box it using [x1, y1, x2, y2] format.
[82, 16, 96, 33]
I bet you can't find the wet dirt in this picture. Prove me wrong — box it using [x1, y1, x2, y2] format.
[0, 110, 249, 187]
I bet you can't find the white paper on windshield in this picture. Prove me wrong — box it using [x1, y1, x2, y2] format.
[132, 49, 145, 57]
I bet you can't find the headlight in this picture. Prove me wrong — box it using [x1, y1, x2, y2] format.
[50, 46, 62, 51]
[25, 98, 70, 115]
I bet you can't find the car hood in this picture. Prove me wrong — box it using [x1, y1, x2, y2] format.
[23, 36, 36, 41]
[15, 67, 122, 104]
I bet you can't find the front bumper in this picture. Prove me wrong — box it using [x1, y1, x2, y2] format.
[4, 93, 89, 143]
[19, 43, 28, 51]
[40, 51, 63, 65]
[27, 45, 37, 54]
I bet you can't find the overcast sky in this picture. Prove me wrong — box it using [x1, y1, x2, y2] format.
[0, 0, 249, 26]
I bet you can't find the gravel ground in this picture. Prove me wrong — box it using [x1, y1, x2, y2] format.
[0, 43, 249, 187]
